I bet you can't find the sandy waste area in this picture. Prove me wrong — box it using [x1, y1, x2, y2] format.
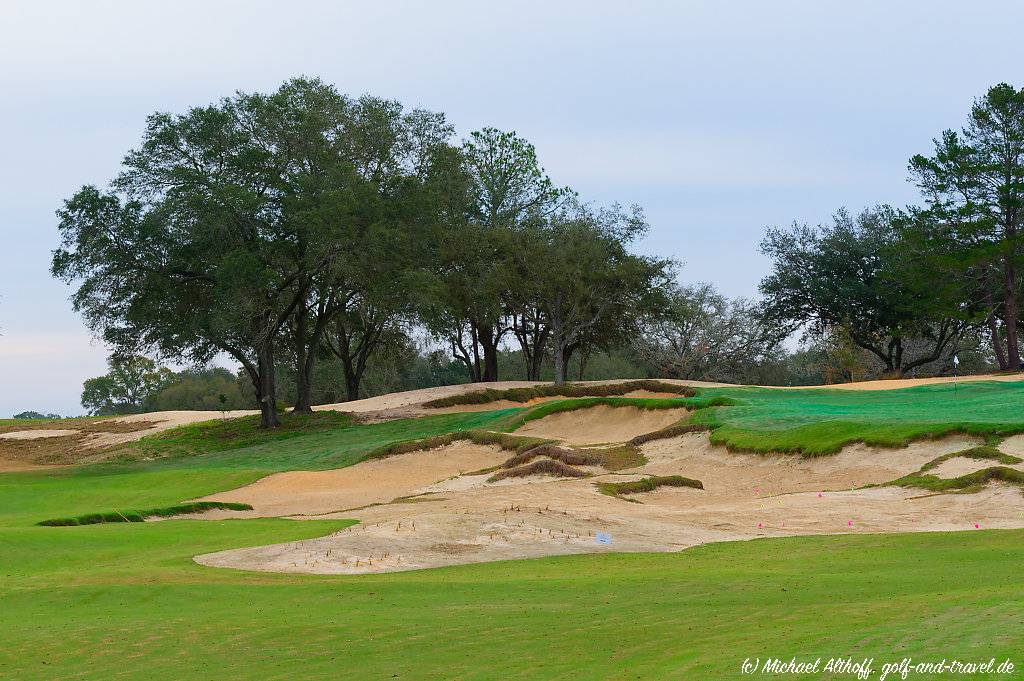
[193, 404, 1024, 576]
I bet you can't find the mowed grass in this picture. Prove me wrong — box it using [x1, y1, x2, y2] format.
[3, 381, 1024, 678]
[696, 381, 1024, 454]
[3, 516, 1023, 679]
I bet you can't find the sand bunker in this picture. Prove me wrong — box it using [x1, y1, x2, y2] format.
[0, 429, 80, 440]
[198, 442, 509, 516]
[194, 431, 1024, 575]
[512, 405, 688, 445]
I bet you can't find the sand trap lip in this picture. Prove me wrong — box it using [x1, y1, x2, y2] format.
[927, 456, 1024, 479]
[512, 405, 688, 445]
[194, 432, 1022, 575]
[425, 390, 684, 413]
[0, 457, 60, 472]
[0, 429, 80, 440]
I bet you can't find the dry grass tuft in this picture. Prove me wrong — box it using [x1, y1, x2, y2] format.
[597, 475, 704, 499]
[422, 380, 696, 408]
[502, 444, 601, 468]
[488, 458, 589, 481]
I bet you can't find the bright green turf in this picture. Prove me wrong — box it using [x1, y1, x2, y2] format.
[131, 409, 520, 470]
[4, 381, 1024, 679]
[695, 381, 1024, 454]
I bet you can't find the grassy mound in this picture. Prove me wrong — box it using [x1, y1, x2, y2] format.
[38, 501, 253, 526]
[629, 422, 711, 445]
[421, 380, 696, 408]
[488, 459, 589, 481]
[108, 410, 356, 462]
[502, 444, 602, 468]
[364, 429, 552, 461]
[597, 475, 704, 499]
[918, 445, 1023, 472]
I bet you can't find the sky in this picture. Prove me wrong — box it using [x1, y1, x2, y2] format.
[2, 0, 1023, 416]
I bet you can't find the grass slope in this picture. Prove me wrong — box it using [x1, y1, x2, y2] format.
[696, 381, 1024, 454]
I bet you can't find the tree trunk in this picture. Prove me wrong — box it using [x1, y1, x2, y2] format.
[478, 323, 499, 382]
[526, 348, 544, 381]
[256, 339, 280, 428]
[553, 342, 566, 385]
[988, 313, 1009, 370]
[1004, 257, 1021, 370]
[344, 368, 360, 402]
[292, 314, 314, 413]
[550, 297, 567, 385]
[577, 349, 590, 381]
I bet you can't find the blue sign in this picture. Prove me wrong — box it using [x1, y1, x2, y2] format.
[595, 532, 612, 545]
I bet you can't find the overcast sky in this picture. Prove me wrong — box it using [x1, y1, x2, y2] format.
[2, 1, 1023, 416]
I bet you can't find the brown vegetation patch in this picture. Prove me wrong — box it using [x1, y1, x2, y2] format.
[429, 542, 483, 555]
[421, 380, 696, 408]
[488, 458, 589, 481]
[502, 444, 602, 468]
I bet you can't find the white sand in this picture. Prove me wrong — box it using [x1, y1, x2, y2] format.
[194, 432, 1023, 575]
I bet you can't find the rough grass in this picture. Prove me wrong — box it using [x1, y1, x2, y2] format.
[38, 501, 253, 526]
[488, 458, 589, 481]
[629, 421, 711, 445]
[597, 475, 704, 499]
[109, 410, 356, 461]
[364, 429, 553, 461]
[918, 445, 1023, 472]
[578, 444, 647, 471]
[421, 380, 696, 408]
[891, 466, 1024, 494]
[502, 444, 602, 468]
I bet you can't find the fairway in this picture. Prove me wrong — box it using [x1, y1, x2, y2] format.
[3, 381, 1024, 678]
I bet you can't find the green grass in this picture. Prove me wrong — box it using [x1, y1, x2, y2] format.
[694, 381, 1024, 454]
[4, 508, 1024, 678]
[892, 466, 1024, 494]
[597, 475, 704, 499]
[111, 410, 357, 461]
[38, 501, 254, 526]
[5, 381, 1024, 678]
